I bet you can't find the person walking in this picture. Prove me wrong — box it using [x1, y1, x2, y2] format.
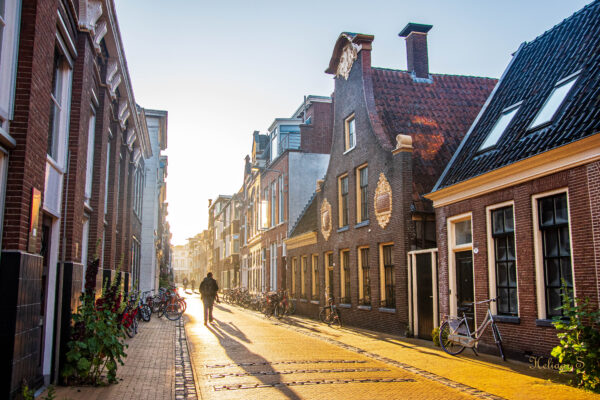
[199, 272, 219, 325]
[191, 278, 196, 293]
[182, 277, 188, 291]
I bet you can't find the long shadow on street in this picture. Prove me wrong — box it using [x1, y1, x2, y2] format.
[206, 320, 302, 399]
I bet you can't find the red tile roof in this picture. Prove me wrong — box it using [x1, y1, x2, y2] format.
[370, 68, 497, 210]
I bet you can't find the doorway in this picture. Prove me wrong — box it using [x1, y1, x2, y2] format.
[416, 253, 433, 339]
[455, 250, 474, 331]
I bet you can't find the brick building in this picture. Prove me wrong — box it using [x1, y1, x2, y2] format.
[0, 1, 152, 397]
[239, 96, 333, 293]
[285, 25, 496, 337]
[426, 2, 600, 357]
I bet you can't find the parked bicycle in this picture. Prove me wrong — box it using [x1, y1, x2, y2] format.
[319, 294, 341, 327]
[439, 297, 505, 360]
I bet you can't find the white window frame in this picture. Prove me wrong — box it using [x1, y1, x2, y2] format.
[104, 138, 111, 214]
[531, 188, 575, 320]
[344, 114, 356, 153]
[485, 201, 518, 316]
[84, 110, 96, 204]
[81, 216, 90, 291]
[311, 254, 318, 299]
[447, 212, 473, 318]
[47, 49, 73, 169]
[278, 175, 284, 223]
[0, 0, 21, 135]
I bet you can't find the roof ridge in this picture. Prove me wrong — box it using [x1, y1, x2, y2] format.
[371, 66, 497, 80]
[523, 0, 599, 48]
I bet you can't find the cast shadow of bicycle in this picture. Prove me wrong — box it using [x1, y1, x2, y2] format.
[207, 320, 302, 400]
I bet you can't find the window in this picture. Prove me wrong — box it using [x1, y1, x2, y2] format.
[291, 257, 297, 295]
[358, 247, 370, 305]
[344, 114, 356, 151]
[380, 244, 395, 308]
[278, 175, 284, 222]
[271, 181, 276, 226]
[455, 219, 472, 246]
[529, 73, 579, 129]
[479, 104, 520, 151]
[340, 249, 350, 304]
[104, 140, 111, 214]
[325, 252, 334, 299]
[356, 164, 368, 223]
[301, 256, 307, 298]
[262, 188, 269, 229]
[338, 174, 349, 227]
[47, 50, 72, 165]
[133, 164, 144, 217]
[0, 0, 20, 132]
[84, 111, 96, 204]
[270, 243, 277, 291]
[491, 206, 517, 316]
[311, 254, 319, 300]
[538, 193, 572, 317]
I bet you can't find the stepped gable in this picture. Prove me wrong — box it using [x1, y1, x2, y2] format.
[435, 0, 600, 190]
[370, 68, 497, 210]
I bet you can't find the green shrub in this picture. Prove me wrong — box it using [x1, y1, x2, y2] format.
[62, 259, 127, 385]
[432, 327, 441, 347]
[551, 286, 600, 393]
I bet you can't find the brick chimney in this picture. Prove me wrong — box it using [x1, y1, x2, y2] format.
[399, 23, 433, 79]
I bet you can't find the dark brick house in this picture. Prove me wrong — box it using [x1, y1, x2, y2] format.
[285, 24, 496, 337]
[427, 1, 600, 358]
[0, 1, 150, 397]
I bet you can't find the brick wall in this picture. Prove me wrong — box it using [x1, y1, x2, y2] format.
[435, 162, 600, 357]
[287, 50, 414, 336]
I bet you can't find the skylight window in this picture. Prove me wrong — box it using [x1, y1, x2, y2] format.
[529, 72, 579, 129]
[479, 104, 520, 151]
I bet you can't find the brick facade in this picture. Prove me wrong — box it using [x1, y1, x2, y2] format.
[0, 1, 152, 397]
[435, 163, 600, 357]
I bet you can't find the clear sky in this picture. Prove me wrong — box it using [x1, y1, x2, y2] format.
[114, 0, 591, 245]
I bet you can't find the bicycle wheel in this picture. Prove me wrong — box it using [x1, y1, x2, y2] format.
[178, 298, 187, 313]
[275, 304, 283, 319]
[158, 302, 166, 318]
[141, 305, 151, 322]
[439, 320, 466, 355]
[319, 307, 329, 323]
[165, 303, 183, 321]
[288, 300, 296, 315]
[492, 323, 506, 361]
[152, 296, 161, 313]
[328, 310, 341, 328]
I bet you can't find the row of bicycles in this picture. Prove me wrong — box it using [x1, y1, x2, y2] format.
[221, 287, 297, 319]
[120, 286, 187, 338]
[221, 287, 342, 327]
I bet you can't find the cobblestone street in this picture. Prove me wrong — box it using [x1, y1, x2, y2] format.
[184, 295, 599, 400]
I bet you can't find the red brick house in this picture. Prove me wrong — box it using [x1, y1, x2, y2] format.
[0, 1, 150, 397]
[285, 24, 496, 336]
[239, 96, 333, 293]
[426, 1, 600, 358]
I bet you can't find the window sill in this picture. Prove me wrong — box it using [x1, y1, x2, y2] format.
[300, 298, 308, 303]
[338, 303, 351, 308]
[355, 220, 369, 229]
[357, 305, 372, 311]
[535, 319, 555, 327]
[337, 226, 349, 233]
[310, 300, 319, 305]
[378, 307, 396, 314]
[494, 315, 520, 324]
[343, 145, 356, 155]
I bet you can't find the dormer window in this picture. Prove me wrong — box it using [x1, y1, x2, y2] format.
[479, 103, 521, 151]
[529, 71, 580, 130]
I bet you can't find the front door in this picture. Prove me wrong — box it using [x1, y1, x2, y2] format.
[416, 253, 433, 340]
[455, 251, 474, 331]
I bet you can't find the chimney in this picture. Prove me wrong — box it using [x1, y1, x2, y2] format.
[399, 23, 433, 79]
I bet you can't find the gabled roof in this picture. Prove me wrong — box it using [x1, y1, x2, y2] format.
[370, 68, 496, 209]
[433, 1, 600, 191]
